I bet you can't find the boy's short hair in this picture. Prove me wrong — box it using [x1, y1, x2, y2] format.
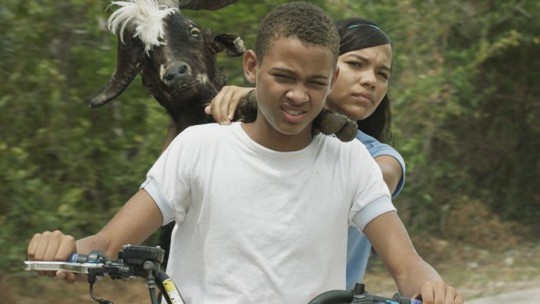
[255, 1, 340, 63]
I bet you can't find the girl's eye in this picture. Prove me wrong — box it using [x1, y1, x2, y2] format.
[347, 61, 363, 68]
[379, 72, 390, 80]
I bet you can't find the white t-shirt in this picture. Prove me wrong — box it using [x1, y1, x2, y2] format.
[142, 122, 394, 304]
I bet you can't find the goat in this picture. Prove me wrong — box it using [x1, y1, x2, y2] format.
[90, 0, 356, 139]
[89, 0, 245, 133]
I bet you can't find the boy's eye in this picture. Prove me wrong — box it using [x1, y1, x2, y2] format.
[274, 74, 293, 81]
[308, 81, 328, 88]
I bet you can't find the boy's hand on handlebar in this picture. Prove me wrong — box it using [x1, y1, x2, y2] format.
[417, 280, 463, 304]
[27, 230, 78, 282]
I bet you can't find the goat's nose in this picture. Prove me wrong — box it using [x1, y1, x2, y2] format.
[163, 62, 191, 85]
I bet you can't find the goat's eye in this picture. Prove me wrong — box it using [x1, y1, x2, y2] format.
[190, 27, 201, 38]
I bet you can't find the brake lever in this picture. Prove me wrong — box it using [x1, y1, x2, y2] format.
[24, 260, 105, 274]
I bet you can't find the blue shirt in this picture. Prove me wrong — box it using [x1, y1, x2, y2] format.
[346, 130, 406, 289]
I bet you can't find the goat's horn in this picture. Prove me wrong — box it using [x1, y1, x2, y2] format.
[175, 0, 238, 10]
[88, 35, 143, 108]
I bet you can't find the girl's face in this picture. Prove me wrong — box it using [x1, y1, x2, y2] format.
[326, 43, 392, 121]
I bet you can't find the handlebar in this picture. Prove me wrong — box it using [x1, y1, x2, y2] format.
[308, 284, 422, 304]
[26, 245, 421, 304]
[25, 245, 184, 304]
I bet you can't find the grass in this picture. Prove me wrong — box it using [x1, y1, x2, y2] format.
[363, 239, 540, 301]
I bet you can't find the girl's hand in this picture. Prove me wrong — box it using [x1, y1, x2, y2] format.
[205, 85, 254, 124]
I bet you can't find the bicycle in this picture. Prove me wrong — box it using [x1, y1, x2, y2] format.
[25, 245, 421, 304]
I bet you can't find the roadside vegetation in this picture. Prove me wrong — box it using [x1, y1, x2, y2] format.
[1, 1, 538, 301]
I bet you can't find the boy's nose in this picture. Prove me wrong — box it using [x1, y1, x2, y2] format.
[286, 85, 309, 104]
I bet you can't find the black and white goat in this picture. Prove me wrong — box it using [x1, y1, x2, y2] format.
[90, 0, 356, 139]
[89, 0, 245, 133]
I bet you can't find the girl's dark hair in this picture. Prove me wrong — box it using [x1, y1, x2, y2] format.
[335, 18, 393, 143]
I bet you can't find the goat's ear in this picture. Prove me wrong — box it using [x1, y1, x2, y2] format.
[209, 33, 246, 57]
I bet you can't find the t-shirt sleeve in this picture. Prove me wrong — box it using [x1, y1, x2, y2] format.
[141, 177, 176, 225]
[347, 141, 396, 231]
[350, 199, 396, 233]
[140, 128, 195, 226]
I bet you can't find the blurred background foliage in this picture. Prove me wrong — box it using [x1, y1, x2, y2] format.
[0, 0, 538, 271]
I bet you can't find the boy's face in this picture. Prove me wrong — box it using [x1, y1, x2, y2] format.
[242, 37, 338, 151]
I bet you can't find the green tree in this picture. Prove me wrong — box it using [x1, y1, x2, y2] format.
[0, 0, 168, 269]
[1, 0, 538, 272]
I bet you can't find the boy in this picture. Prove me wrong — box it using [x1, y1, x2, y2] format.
[28, 2, 462, 303]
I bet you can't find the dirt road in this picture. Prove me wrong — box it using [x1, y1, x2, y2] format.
[467, 288, 540, 304]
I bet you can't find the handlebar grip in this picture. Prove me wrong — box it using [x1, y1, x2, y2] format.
[389, 293, 422, 304]
[67, 250, 107, 264]
[67, 253, 82, 263]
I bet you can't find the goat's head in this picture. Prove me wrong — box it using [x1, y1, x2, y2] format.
[89, 0, 244, 128]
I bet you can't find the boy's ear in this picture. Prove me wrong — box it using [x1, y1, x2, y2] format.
[329, 67, 340, 91]
[243, 50, 257, 84]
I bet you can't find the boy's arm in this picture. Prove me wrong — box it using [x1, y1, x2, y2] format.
[78, 189, 163, 259]
[27, 189, 163, 281]
[364, 211, 462, 303]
